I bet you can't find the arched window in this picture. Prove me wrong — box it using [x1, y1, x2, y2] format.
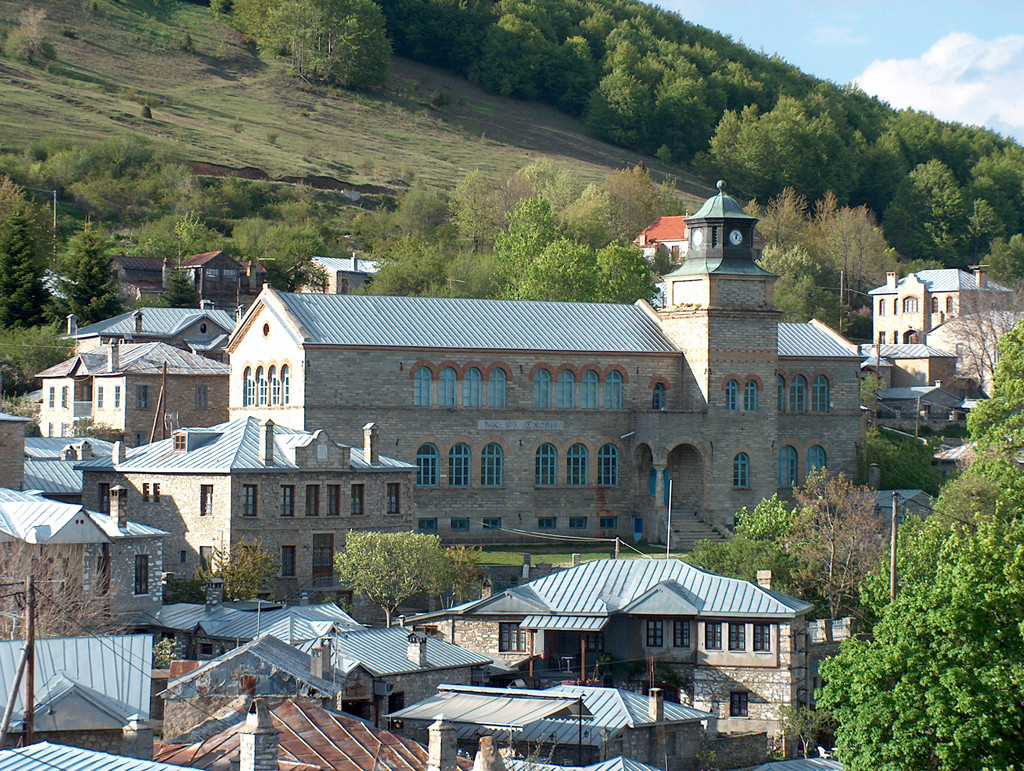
[744, 380, 758, 412]
[777, 375, 786, 413]
[416, 444, 439, 486]
[256, 367, 267, 406]
[597, 444, 619, 487]
[725, 379, 739, 411]
[463, 367, 482, 407]
[438, 367, 457, 408]
[878, 299, 886, 316]
[243, 367, 254, 407]
[946, 296, 954, 313]
[534, 369, 551, 409]
[535, 443, 556, 486]
[604, 371, 623, 410]
[269, 366, 280, 406]
[808, 445, 827, 473]
[778, 446, 798, 487]
[488, 368, 507, 408]
[733, 453, 749, 488]
[448, 443, 470, 487]
[281, 365, 290, 405]
[903, 297, 919, 313]
[414, 366, 432, 407]
[556, 371, 575, 409]
[930, 297, 938, 313]
[481, 443, 503, 487]
[580, 370, 599, 409]
[567, 443, 588, 486]
[652, 383, 665, 410]
[789, 375, 807, 413]
[811, 375, 830, 413]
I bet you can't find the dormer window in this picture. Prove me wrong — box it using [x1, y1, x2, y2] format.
[173, 433, 187, 452]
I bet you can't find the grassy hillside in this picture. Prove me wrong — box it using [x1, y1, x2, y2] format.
[0, 0, 707, 207]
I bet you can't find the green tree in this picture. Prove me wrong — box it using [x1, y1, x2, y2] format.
[780, 705, 836, 759]
[596, 244, 656, 304]
[54, 223, 123, 326]
[985, 233, 1024, 283]
[197, 538, 278, 601]
[430, 544, 484, 608]
[160, 269, 201, 308]
[0, 179, 48, 328]
[334, 531, 448, 626]
[883, 160, 969, 266]
[0, 324, 72, 394]
[233, 220, 326, 291]
[860, 428, 940, 495]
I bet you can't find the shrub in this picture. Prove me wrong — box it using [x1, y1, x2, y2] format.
[141, 104, 152, 119]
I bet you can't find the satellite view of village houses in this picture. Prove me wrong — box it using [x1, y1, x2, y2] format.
[0, 1, 1022, 769]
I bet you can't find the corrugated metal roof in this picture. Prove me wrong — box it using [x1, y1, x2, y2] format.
[0, 635, 152, 726]
[778, 322, 859, 359]
[149, 601, 361, 636]
[487, 559, 810, 619]
[314, 256, 380, 275]
[296, 626, 491, 676]
[934, 443, 974, 462]
[520, 615, 607, 631]
[878, 385, 946, 400]
[869, 268, 1009, 294]
[857, 343, 954, 359]
[0, 488, 162, 542]
[74, 307, 236, 340]
[752, 760, 842, 771]
[38, 341, 229, 378]
[271, 291, 679, 354]
[25, 437, 115, 459]
[24, 458, 84, 495]
[508, 757, 664, 771]
[79, 417, 413, 474]
[389, 690, 583, 728]
[0, 742, 196, 771]
[0, 411, 30, 423]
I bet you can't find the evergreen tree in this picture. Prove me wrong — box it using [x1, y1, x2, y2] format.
[0, 211, 48, 328]
[55, 223, 123, 326]
[161, 268, 200, 308]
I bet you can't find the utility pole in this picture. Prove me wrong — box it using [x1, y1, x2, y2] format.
[665, 480, 673, 558]
[890, 491, 899, 602]
[24, 575, 35, 745]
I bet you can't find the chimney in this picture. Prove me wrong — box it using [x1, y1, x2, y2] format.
[363, 422, 379, 465]
[407, 631, 428, 668]
[113, 440, 127, 465]
[66, 314, 77, 336]
[352, 253, 359, 272]
[472, 736, 506, 771]
[886, 271, 898, 289]
[200, 299, 214, 311]
[756, 570, 773, 590]
[239, 698, 279, 771]
[121, 716, 154, 760]
[572, 553, 581, 568]
[480, 577, 493, 599]
[235, 305, 245, 322]
[133, 309, 144, 335]
[205, 576, 224, 607]
[248, 262, 260, 292]
[108, 340, 119, 372]
[310, 638, 332, 680]
[109, 485, 127, 529]
[162, 258, 172, 289]
[868, 463, 880, 491]
[428, 718, 458, 771]
[259, 420, 274, 466]
[975, 268, 987, 289]
[648, 687, 664, 722]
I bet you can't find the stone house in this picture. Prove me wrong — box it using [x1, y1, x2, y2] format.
[226, 185, 863, 545]
[414, 558, 811, 739]
[114, 251, 265, 310]
[857, 343, 957, 390]
[68, 304, 236, 357]
[876, 384, 966, 427]
[22, 437, 115, 504]
[307, 255, 379, 294]
[37, 341, 229, 445]
[78, 417, 416, 598]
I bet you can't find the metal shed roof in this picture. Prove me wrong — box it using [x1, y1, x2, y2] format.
[520, 615, 607, 631]
[507, 757, 665, 771]
[38, 341, 229, 378]
[314, 256, 379, 275]
[388, 689, 585, 729]
[868, 268, 1008, 295]
[74, 306, 236, 340]
[858, 343, 954, 359]
[0, 742, 195, 771]
[270, 290, 679, 354]
[778, 322, 859, 359]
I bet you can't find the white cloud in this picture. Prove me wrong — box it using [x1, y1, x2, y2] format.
[855, 33, 1024, 141]
[810, 25, 870, 48]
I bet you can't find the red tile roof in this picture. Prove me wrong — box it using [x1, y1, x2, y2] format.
[635, 215, 688, 246]
[155, 699, 472, 771]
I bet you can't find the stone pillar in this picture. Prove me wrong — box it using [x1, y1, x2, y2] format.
[239, 698, 279, 771]
[122, 717, 154, 760]
[472, 736, 506, 771]
[428, 717, 457, 771]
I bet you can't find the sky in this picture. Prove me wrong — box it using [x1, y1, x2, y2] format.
[660, 1, 1024, 143]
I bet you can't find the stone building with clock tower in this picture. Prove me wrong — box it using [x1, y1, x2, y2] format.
[223, 183, 863, 547]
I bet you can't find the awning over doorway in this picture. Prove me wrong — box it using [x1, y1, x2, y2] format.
[388, 690, 587, 730]
[519, 616, 608, 632]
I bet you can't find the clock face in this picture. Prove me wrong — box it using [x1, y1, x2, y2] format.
[691, 228, 704, 246]
[729, 229, 743, 246]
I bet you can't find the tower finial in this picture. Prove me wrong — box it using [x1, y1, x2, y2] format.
[716, 179, 726, 192]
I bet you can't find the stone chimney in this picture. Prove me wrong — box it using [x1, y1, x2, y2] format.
[648, 687, 664, 722]
[259, 420, 274, 466]
[975, 268, 988, 289]
[572, 553, 581, 567]
[108, 340, 119, 372]
[472, 736, 506, 771]
[200, 299, 214, 311]
[66, 314, 77, 336]
[480, 576, 493, 599]
[363, 422, 379, 465]
[352, 253, 359, 272]
[113, 440, 126, 466]
[162, 258, 173, 289]
[239, 698, 279, 771]
[109, 485, 127, 530]
[310, 639, 332, 680]
[428, 718, 457, 771]
[407, 631, 428, 668]
[886, 271, 898, 289]
[757, 570, 773, 590]
[868, 463, 880, 491]
[133, 309, 143, 335]
[205, 576, 224, 607]
[121, 717, 154, 760]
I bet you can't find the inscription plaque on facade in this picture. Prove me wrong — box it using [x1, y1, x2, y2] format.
[478, 419, 564, 431]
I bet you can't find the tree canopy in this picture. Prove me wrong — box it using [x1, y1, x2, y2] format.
[53, 222, 123, 327]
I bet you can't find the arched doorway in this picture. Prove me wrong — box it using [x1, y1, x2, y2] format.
[634, 443, 655, 542]
[666, 444, 704, 519]
[903, 330, 919, 344]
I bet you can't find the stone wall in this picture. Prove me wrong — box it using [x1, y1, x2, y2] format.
[703, 731, 768, 770]
[0, 416, 26, 490]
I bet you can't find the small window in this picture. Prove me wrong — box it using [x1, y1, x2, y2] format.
[729, 623, 746, 651]
[705, 622, 722, 650]
[482, 517, 502, 530]
[200, 485, 214, 516]
[281, 485, 295, 517]
[96, 386, 104, 410]
[604, 371, 623, 409]
[114, 386, 121, 409]
[597, 444, 619, 487]
[142, 483, 150, 502]
[808, 445, 827, 473]
[811, 375, 829, 413]
[133, 554, 149, 596]
[351, 484, 364, 515]
[744, 380, 758, 412]
[414, 366, 432, 407]
[931, 296, 939, 313]
[136, 385, 149, 410]
[537, 517, 557, 530]
[387, 483, 401, 514]
[243, 367, 254, 407]
[556, 370, 575, 409]
[438, 367, 457, 407]
[567, 443, 588, 486]
[733, 453, 749, 489]
[174, 434, 187, 452]
[449, 443, 471, 487]
[62, 387, 68, 409]
[451, 518, 470, 531]
[416, 444, 439, 486]
[673, 620, 691, 648]
[903, 297, 919, 313]
[281, 546, 296, 577]
[878, 331, 886, 344]
[569, 517, 587, 530]
[179, 549, 186, 563]
[281, 365, 290, 404]
[600, 516, 618, 530]
[778, 446, 798, 487]
[256, 367, 267, 406]
[753, 623, 771, 652]
[481, 443, 503, 487]
[487, 368, 507, 408]
[418, 518, 438, 531]
[647, 619, 664, 648]
[725, 379, 738, 411]
[581, 370, 599, 409]
[305, 484, 320, 516]
[946, 296, 954, 313]
[153, 483, 160, 502]
[730, 692, 749, 717]
[535, 443, 557, 486]
[326, 485, 340, 516]
[463, 367, 482, 407]
[652, 382, 665, 410]
[242, 484, 258, 517]
[789, 375, 806, 413]
[533, 369, 551, 409]
[878, 299, 886, 316]
[269, 367, 280, 406]
[500, 622, 527, 652]
[48, 387, 55, 408]
[195, 384, 208, 410]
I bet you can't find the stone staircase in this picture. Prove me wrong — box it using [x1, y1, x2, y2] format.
[668, 517, 729, 551]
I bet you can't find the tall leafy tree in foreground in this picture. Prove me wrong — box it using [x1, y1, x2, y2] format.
[0, 177, 49, 328]
[54, 223, 123, 326]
